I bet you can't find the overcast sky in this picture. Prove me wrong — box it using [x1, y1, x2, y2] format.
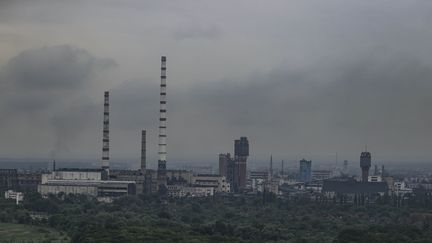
[0, 0, 431, 167]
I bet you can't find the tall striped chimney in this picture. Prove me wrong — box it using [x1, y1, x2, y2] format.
[101, 91, 110, 171]
[141, 130, 146, 173]
[157, 56, 167, 188]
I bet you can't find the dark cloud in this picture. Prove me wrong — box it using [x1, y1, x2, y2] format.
[0, 45, 116, 157]
[104, 54, 432, 163]
[2, 45, 115, 90]
[0, 1, 431, 164]
[0, 46, 430, 163]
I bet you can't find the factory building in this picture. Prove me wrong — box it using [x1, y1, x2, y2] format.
[167, 170, 193, 185]
[42, 168, 103, 183]
[249, 171, 269, 180]
[1, 169, 42, 192]
[167, 184, 214, 198]
[192, 174, 230, 193]
[322, 179, 388, 203]
[110, 169, 194, 195]
[39, 180, 135, 198]
[165, 173, 229, 197]
[109, 170, 146, 194]
[17, 172, 42, 191]
[38, 169, 136, 199]
[312, 170, 332, 181]
[321, 150, 390, 204]
[0, 169, 18, 191]
[299, 159, 312, 183]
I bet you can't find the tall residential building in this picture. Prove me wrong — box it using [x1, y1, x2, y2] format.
[234, 137, 249, 192]
[360, 151, 371, 183]
[299, 159, 312, 183]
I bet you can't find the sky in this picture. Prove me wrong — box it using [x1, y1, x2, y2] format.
[0, 0, 431, 168]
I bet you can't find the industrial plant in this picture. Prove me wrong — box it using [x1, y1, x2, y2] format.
[0, 56, 423, 204]
[23, 56, 230, 201]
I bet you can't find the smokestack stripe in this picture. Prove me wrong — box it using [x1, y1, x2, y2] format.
[101, 91, 110, 170]
[157, 56, 168, 187]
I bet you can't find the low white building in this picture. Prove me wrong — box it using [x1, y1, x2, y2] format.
[38, 180, 136, 197]
[251, 178, 265, 193]
[368, 175, 383, 182]
[5, 190, 24, 205]
[312, 170, 332, 181]
[251, 178, 279, 194]
[167, 185, 214, 198]
[278, 178, 299, 186]
[394, 181, 412, 195]
[249, 171, 269, 180]
[192, 174, 230, 193]
[42, 169, 103, 184]
[39, 169, 135, 199]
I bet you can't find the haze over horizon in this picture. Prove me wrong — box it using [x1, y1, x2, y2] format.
[1, 1, 431, 164]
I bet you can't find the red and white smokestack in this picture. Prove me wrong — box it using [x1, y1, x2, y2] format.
[102, 91, 110, 171]
[157, 56, 167, 187]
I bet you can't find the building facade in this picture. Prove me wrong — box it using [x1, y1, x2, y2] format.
[167, 185, 214, 198]
[0, 169, 18, 191]
[234, 137, 249, 192]
[299, 159, 312, 183]
[4, 190, 24, 205]
[312, 170, 332, 181]
[219, 153, 231, 178]
[192, 174, 230, 193]
[360, 151, 372, 183]
[38, 169, 136, 199]
[38, 180, 136, 197]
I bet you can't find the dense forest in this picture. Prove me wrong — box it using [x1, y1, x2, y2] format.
[2, 192, 432, 242]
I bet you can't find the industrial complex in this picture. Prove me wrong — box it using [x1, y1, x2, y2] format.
[0, 56, 424, 204]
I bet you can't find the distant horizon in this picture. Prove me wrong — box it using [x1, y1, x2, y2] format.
[1, 156, 431, 170]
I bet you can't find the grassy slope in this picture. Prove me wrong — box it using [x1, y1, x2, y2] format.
[0, 223, 69, 242]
